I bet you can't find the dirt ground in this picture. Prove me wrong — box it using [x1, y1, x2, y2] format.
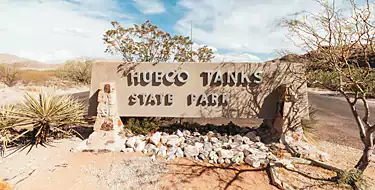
[0, 137, 374, 190]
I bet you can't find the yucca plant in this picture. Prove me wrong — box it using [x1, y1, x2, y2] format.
[0, 91, 85, 154]
[0, 104, 19, 156]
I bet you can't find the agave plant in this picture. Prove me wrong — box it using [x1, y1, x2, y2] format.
[0, 91, 85, 153]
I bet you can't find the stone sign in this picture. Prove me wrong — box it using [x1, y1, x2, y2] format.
[88, 61, 308, 121]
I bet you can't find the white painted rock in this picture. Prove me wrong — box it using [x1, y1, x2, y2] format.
[184, 145, 199, 158]
[144, 143, 156, 154]
[236, 144, 250, 152]
[134, 140, 146, 152]
[183, 130, 191, 136]
[218, 158, 225, 164]
[166, 135, 179, 147]
[245, 155, 260, 168]
[217, 149, 234, 159]
[242, 137, 253, 145]
[210, 137, 219, 143]
[194, 142, 204, 151]
[176, 147, 184, 157]
[177, 129, 184, 137]
[161, 135, 169, 144]
[233, 135, 243, 144]
[209, 151, 218, 163]
[157, 145, 167, 157]
[150, 132, 161, 145]
[126, 137, 137, 148]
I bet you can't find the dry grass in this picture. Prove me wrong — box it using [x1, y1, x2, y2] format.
[18, 70, 57, 84]
[10, 69, 84, 89]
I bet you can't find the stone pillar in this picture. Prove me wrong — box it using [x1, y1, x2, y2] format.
[93, 82, 123, 133]
[74, 82, 127, 152]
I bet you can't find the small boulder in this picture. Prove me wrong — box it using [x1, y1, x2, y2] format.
[203, 142, 214, 152]
[232, 152, 245, 164]
[210, 137, 219, 143]
[245, 155, 260, 168]
[236, 144, 250, 152]
[209, 151, 218, 163]
[218, 158, 225, 164]
[166, 147, 177, 161]
[157, 145, 167, 157]
[125, 137, 137, 148]
[233, 135, 243, 144]
[242, 137, 253, 145]
[161, 135, 169, 144]
[198, 153, 205, 160]
[166, 135, 179, 147]
[193, 132, 201, 137]
[217, 149, 234, 159]
[144, 143, 157, 153]
[176, 147, 184, 157]
[183, 130, 191, 136]
[177, 129, 184, 137]
[134, 140, 146, 152]
[199, 136, 209, 142]
[184, 145, 199, 158]
[245, 132, 261, 142]
[150, 132, 161, 145]
[225, 158, 231, 164]
[194, 142, 204, 151]
[207, 131, 215, 136]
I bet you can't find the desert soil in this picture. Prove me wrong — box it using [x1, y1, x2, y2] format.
[0, 137, 374, 190]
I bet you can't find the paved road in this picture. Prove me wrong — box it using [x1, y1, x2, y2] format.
[71, 91, 373, 149]
[308, 92, 375, 149]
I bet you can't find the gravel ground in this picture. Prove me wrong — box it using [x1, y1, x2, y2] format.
[0, 137, 374, 190]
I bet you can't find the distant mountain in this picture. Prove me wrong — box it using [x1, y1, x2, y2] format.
[0, 53, 61, 70]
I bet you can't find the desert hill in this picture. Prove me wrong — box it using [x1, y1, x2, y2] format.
[0, 53, 61, 70]
[279, 46, 375, 69]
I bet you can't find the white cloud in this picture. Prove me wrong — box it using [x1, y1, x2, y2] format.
[0, 0, 130, 63]
[132, 0, 165, 14]
[192, 43, 218, 52]
[176, 0, 348, 55]
[192, 42, 260, 62]
[213, 52, 261, 63]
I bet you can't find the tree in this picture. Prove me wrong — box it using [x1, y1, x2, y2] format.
[103, 20, 215, 74]
[281, 0, 375, 173]
[57, 58, 92, 85]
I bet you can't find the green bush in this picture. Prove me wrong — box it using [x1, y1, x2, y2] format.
[0, 65, 20, 87]
[0, 91, 85, 155]
[124, 118, 160, 135]
[307, 68, 375, 97]
[56, 58, 92, 85]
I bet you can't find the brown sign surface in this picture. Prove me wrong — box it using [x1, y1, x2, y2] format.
[88, 61, 308, 119]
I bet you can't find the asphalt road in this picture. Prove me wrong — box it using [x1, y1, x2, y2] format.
[71, 91, 373, 149]
[308, 92, 375, 149]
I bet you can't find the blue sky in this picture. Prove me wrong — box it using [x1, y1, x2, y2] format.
[0, 0, 356, 63]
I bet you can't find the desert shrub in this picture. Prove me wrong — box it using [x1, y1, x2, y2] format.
[0, 65, 20, 87]
[338, 169, 370, 189]
[124, 118, 160, 135]
[56, 58, 92, 85]
[301, 105, 318, 143]
[0, 91, 85, 154]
